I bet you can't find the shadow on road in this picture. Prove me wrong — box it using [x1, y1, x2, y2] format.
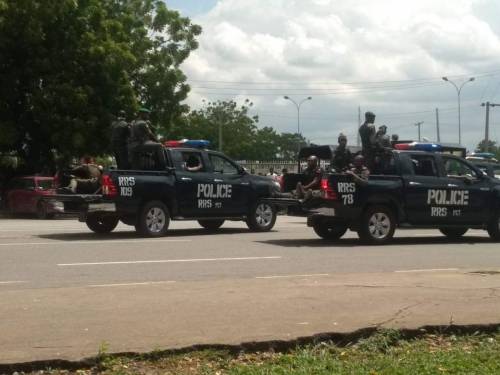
[37, 227, 251, 241]
[257, 235, 493, 248]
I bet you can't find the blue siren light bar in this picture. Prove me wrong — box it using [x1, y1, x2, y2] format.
[164, 139, 211, 148]
[395, 142, 442, 152]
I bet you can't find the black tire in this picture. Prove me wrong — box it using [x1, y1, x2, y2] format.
[86, 214, 119, 233]
[357, 205, 396, 245]
[36, 201, 54, 220]
[135, 200, 170, 237]
[246, 200, 277, 232]
[198, 219, 225, 231]
[313, 222, 348, 240]
[439, 227, 468, 239]
[487, 212, 500, 241]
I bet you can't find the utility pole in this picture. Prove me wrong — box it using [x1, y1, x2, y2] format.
[435, 108, 441, 142]
[414, 121, 424, 142]
[357, 106, 361, 146]
[481, 102, 500, 152]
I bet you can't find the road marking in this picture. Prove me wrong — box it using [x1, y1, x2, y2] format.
[0, 281, 28, 285]
[0, 239, 192, 247]
[88, 281, 176, 288]
[58, 256, 282, 267]
[255, 273, 329, 279]
[395, 268, 459, 273]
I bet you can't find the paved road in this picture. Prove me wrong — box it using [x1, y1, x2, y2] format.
[1, 216, 500, 363]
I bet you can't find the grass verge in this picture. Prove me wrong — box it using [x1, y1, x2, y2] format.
[17, 329, 500, 374]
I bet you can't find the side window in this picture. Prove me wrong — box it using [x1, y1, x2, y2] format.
[378, 153, 397, 175]
[181, 152, 205, 172]
[23, 179, 35, 189]
[209, 154, 239, 175]
[444, 158, 478, 179]
[409, 155, 438, 177]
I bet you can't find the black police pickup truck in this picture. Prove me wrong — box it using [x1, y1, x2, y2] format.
[52, 143, 279, 236]
[267, 146, 500, 244]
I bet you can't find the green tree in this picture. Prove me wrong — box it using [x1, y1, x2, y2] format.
[476, 140, 500, 159]
[175, 100, 259, 160]
[0, 0, 201, 172]
[173, 99, 310, 161]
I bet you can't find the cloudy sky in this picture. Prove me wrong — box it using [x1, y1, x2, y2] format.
[166, 0, 500, 151]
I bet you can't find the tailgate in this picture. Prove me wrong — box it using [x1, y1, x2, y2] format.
[40, 194, 113, 215]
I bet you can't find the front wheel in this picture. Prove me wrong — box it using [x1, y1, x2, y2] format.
[357, 205, 396, 245]
[135, 200, 170, 237]
[198, 219, 225, 231]
[313, 221, 347, 240]
[86, 214, 119, 233]
[246, 201, 277, 232]
[487, 212, 500, 241]
[439, 227, 468, 239]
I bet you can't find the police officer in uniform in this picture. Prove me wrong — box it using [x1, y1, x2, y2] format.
[331, 133, 352, 172]
[346, 155, 370, 185]
[373, 125, 393, 173]
[358, 111, 376, 169]
[111, 110, 130, 169]
[295, 155, 323, 199]
[128, 107, 158, 169]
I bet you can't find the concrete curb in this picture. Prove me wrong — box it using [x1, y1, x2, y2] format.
[0, 323, 498, 374]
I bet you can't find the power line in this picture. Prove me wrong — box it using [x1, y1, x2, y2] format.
[187, 69, 500, 86]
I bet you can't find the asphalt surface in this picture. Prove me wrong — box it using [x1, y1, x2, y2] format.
[1, 215, 500, 363]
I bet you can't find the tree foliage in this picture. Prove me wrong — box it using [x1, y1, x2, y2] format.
[476, 140, 500, 159]
[171, 100, 308, 160]
[0, 0, 201, 172]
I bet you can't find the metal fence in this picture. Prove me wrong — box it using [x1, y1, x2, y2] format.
[237, 160, 331, 175]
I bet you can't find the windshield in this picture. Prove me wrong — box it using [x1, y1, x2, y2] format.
[37, 179, 53, 190]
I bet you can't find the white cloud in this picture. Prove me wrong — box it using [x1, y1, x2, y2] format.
[181, 0, 500, 150]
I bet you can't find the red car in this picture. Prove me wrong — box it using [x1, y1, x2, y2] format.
[4, 176, 63, 219]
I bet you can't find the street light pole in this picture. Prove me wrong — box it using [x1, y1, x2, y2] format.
[414, 121, 424, 141]
[442, 76, 475, 145]
[283, 96, 312, 172]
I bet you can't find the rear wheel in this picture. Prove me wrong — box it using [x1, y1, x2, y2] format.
[487, 212, 500, 241]
[439, 227, 468, 239]
[357, 205, 396, 245]
[86, 214, 119, 233]
[246, 201, 277, 232]
[135, 200, 170, 237]
[198, 219, 225, 231]
[312, 221, 347, 240]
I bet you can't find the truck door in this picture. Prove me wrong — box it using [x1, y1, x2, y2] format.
[207, 153, 250, 216]
[402, 153, 454, 224]
[172, 150, 215, 217]
[441, 156, 490, 224]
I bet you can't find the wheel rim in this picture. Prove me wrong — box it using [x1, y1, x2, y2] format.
[255, 203, 273, 227]
[368, 212, 391, 239]
[146, 207, 166, 233]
